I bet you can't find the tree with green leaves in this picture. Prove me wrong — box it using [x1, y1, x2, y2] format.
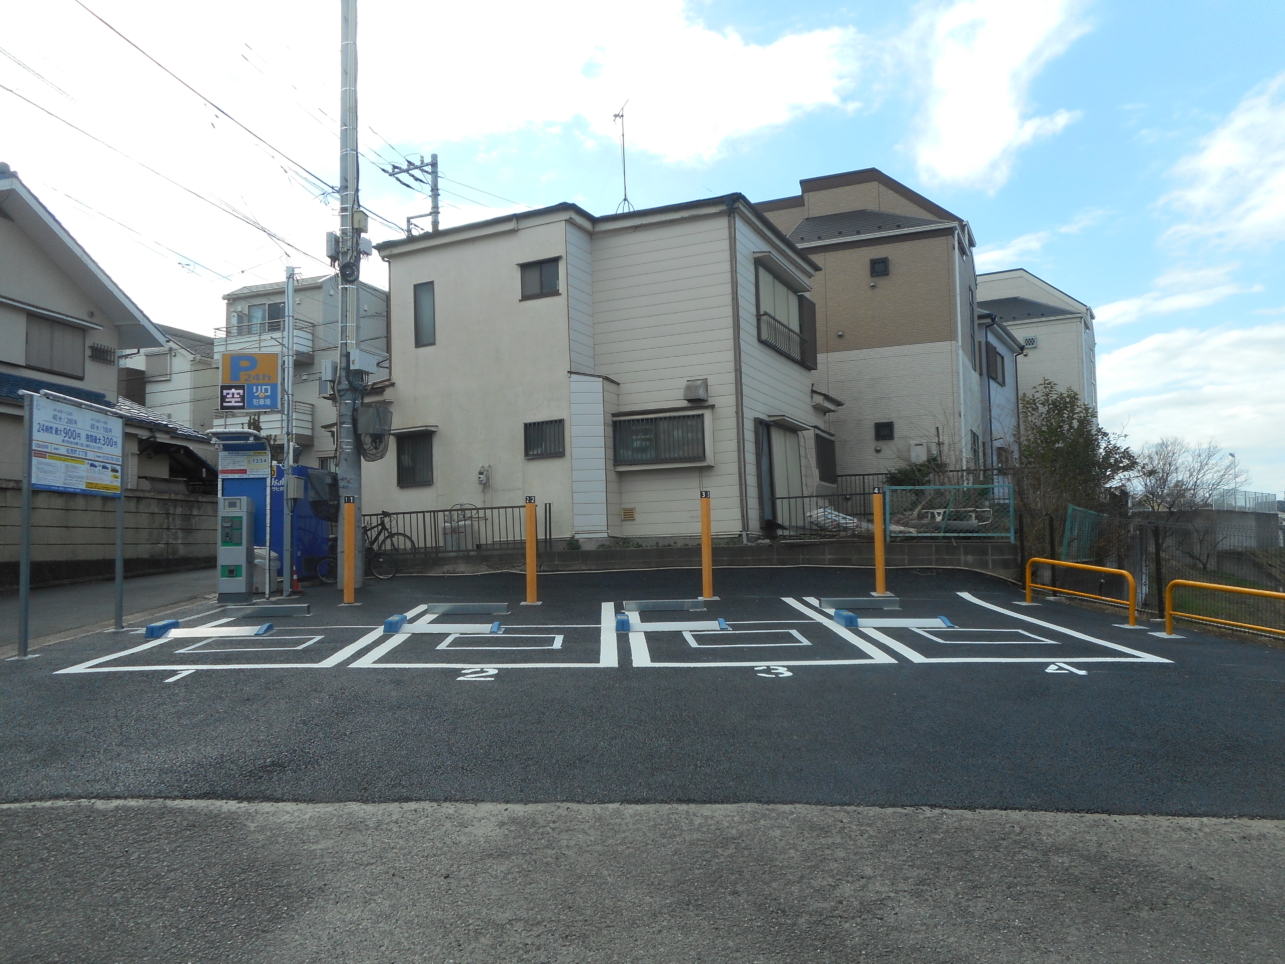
[1017, 379, 1136, 557]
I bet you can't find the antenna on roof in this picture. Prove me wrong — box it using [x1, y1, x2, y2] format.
[613, 101, 634, 214]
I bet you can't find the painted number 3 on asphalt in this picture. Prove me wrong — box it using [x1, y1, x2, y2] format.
[755, 665, 792, 678]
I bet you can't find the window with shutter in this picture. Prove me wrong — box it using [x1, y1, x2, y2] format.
[26, 315, 85, 379]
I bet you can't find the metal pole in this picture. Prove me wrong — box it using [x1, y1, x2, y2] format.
[336, 0, 364, 594]
[282, 266, 296, 597]
[430, 153, 439, 233]
[700, 490, 714, 599]
[114, 492, 124, 629]
[17, 392, 34, 658]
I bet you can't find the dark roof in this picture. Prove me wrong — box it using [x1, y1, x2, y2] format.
[0, 371, 212, 444]
[158, 324, 214, 359]
[787, 209, 949, 245]
[977, 297, 1081, 323]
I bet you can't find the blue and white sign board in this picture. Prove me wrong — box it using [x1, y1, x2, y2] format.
[31, 395, 123, 497]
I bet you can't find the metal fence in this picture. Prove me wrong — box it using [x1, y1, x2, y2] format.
[1132, 518, 1284, 633]
[368, 503, 552, 566]
[771, 492, 878, 537]
[1032, 514, 1285, 634]
[835, 468, 1009, 496]
[885, 484, 1015, 540]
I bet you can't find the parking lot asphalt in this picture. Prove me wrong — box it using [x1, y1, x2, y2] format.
[2, 566, 1282, 816]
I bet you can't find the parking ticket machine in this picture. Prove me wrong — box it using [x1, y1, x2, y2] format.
[217, 497, 255, 602]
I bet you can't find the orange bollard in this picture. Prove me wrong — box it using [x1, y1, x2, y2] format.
[343, 498, 357, 605]
[872, 488, 889, 596]
[700, 490, 714, 599]
[524, 497, 538, 605]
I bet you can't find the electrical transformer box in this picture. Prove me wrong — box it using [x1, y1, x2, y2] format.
[217, 496, 255, 602]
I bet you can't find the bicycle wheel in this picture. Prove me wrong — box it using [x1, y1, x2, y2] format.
[381, 531, 416, 553]
[315, 555, 338, 584]
[368, 550, 397, 580]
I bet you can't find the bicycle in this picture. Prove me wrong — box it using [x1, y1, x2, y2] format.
[315, 538, 397, 583]
[364, 510, 416, 554]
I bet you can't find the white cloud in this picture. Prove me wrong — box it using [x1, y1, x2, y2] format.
[362, 1, 861, 165]
[974, 231, 1051, 271]
[909, 0, 1088, 191]
[973, 209, 1105, 271]
[1163, 72, 1285, 249]
[1095, 264, 1261, 329]
[1098, 324, 1285, 491]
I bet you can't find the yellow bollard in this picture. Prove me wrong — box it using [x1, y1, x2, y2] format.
[700, 490, 714, 599]
[524, 497, 538, 605]
[872, 488, 888, 596]
[343, 497, 357, 605]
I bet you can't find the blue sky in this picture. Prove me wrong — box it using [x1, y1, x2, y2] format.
[2, 0, 1283, 492]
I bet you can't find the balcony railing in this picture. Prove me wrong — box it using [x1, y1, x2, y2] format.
[757, 311, 804, 364]
[214, 318, 314, 358]
[213, 400, 314, 441]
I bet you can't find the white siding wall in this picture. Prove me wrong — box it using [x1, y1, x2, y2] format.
[569, 373, 609, 538]
[734, 214, 819, 525]
[565, 223, 594, 373]
[592, 212, 739, 538]
[1006, 316, 1094, 406]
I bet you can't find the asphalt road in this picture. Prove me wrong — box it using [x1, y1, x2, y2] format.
[2, 566, 1282, 962]
[2, 566, 1282, 814]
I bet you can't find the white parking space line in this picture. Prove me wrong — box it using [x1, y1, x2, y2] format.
[780, 597, 898, 663]
[958, 593, 1171, 662]
[600, 602, 619, 668]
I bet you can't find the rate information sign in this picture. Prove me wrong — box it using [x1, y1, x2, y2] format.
[31, 394, 123, 497]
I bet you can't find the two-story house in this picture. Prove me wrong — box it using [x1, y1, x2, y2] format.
[756, 168, 999, 475]
[368, 194, 834, 543]
[217, 274, 388, 468]
[119, 324, 218, 434]
[0, 163, 215, 490]
[977, 267, 1097, 412]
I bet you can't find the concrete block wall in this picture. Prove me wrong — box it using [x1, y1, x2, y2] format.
[0, 480, 216, 588]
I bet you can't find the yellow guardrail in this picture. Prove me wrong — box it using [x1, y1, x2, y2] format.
[1025, 557, 1137, 627]
[1165, 580, 1285, 637]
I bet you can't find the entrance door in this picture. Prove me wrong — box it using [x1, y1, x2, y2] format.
[757, 421, 805, 531]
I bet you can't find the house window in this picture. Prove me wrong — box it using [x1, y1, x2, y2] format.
[874, 421, 894, 441]
[755, 265, 815, 368]
[413, 281, 436, 347]
[520, 258, 560, 299]
[26, 315, 85, 379]
[970, 430, 982, 469]
[145, 349, 172, 381]
[815, 434, 837, 484]
[395, 432, 434, 487]
[88, 343, 116, 365]
[869, 257, 889, 277]
[524, 419, 565, 459]
[986, 343, 1006, 386]
[613, 413, 705, 465]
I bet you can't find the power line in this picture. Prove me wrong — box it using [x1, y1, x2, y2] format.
[0, 82, 326, 265]
[72, 0, 337, 198]
[439, 175, 529, 208]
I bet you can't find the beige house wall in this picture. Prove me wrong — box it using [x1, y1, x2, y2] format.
[365, 218, 576, 535]
[369, 200, 820, 543]
[0, 217, 121, 400]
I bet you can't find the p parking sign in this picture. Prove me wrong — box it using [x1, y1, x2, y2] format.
[220, 352, 279, 411]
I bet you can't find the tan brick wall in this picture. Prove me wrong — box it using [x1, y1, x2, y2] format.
[760, 204, 804, 236]
[811, 234, 956, 352]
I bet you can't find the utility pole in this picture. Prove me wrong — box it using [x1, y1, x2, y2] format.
[281, 265, 296, 597]
[394, 153, 440, 236]
[336, 0, 364, 591]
